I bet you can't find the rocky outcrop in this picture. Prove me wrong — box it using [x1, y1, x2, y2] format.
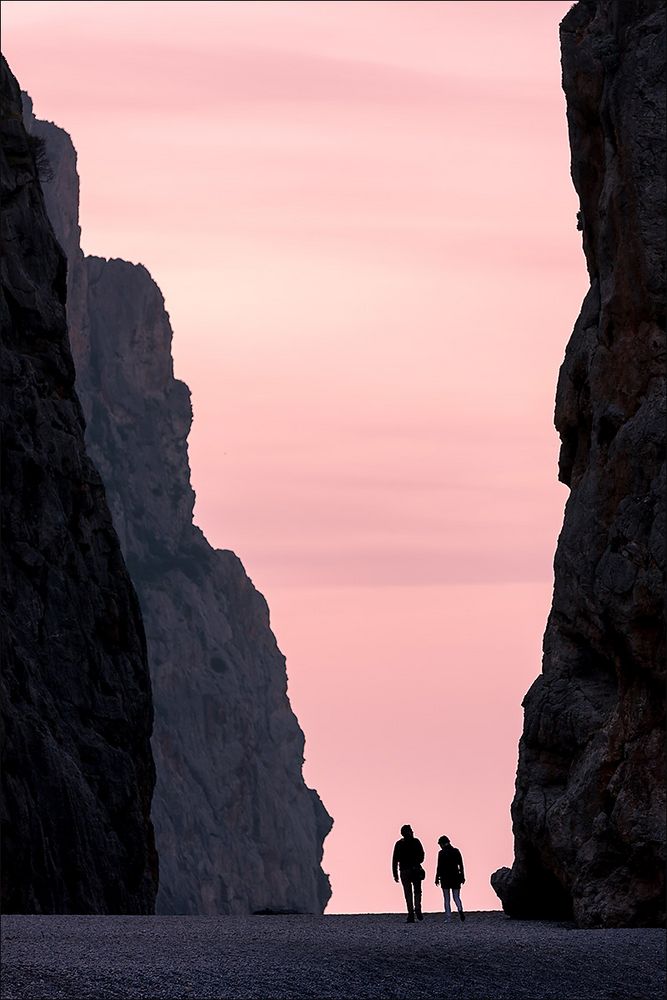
[0, 57, 157, 914]
[492, 0, 666, 928]
[23, 101, 332, 915]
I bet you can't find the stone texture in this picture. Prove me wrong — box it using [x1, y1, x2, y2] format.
[23, 101, 332, 915]
[491, 0, 666, 928]
[0, 57, 157, 914]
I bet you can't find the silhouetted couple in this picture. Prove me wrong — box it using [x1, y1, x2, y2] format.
[392, 825, 465, 923]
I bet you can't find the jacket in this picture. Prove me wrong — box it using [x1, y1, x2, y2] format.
[435, 845, 465, 888]
[392, 836, 425, 879]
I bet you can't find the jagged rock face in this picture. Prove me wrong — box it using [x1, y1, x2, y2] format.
[0, 58, 157, 914]
[24, 104, 333, 915]
[491, 0, 666, 928]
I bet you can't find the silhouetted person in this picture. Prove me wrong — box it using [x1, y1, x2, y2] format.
[435, 835, 465, 921]
[392, 824, 425, 922]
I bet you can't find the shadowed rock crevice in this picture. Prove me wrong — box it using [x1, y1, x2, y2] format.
[491, 0, 666, 928]
[1, 57, 157, 915]
[22, 95, 332, 915]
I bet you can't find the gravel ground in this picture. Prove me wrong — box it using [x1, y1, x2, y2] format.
[1, 912, 664, 1000]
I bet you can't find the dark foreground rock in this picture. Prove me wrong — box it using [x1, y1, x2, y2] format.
[21, 96, 332, 915]
[0, 58, 157, 912]
[492, 0, 666, 927]
[1, 913, 664, 1000]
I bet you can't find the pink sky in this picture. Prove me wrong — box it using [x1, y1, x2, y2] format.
[3, 0, 582, 912]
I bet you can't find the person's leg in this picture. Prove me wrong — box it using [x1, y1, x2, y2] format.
[401, 873, 415, 920]
[452, 887, 465, 921]
[442, 886, 451, 917]
[413, 875, 423, 919]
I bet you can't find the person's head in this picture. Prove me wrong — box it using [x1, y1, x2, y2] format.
[400, 824, 413, 839]
[438, 835, 450, 847]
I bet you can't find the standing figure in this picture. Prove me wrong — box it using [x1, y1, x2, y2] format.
[392, 824, 425, 923]
[435, 835, 466, 921]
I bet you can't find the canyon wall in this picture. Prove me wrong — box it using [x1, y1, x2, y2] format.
[492, 0, 666, 927]
[23, 99, 332, 915]
[1, 57, 157, 914]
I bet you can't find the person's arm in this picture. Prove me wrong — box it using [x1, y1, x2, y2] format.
[435, 851, 441, 885]
[416, 839, 425, 865]
[392, 843, 399, 881]
[457, 849, 465, 884]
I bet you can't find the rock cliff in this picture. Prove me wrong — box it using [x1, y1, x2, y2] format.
[23, 100, 332, 915]
[0, 57, 157, 914]
[492, 0, 666, 928]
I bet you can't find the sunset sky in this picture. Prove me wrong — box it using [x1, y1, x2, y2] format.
[4, 0, 583, 912]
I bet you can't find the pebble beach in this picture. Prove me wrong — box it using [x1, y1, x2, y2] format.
[1, 911, 664, 1000]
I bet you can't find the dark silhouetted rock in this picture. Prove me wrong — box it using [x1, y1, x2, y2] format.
[23, 98, 332, 915]
[492, 0, 666, 928]
[0, 57, 157, 914]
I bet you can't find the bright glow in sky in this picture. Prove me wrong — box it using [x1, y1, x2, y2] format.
[3, 0, 582, 913]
